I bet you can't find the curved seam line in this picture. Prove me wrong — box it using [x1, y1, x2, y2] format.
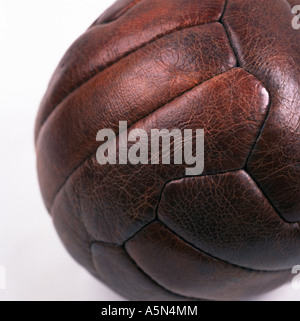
[59, 1, 293, 291]
[63, 0, 291, 289]
[111, 0, 230, 257]
[52, 188, 98, 275]
[220, 5, 240, 67]
[48, 67, 238, 212]
[155, 218, 292, 274]
[218, 0, 228, 24]
[122, 219, 157, 246]
[86, 171, 244, 248]
[90, 241, 201, 301]
[36, 20, 222, 142]
[222, 10, 272, 158]
[154, 170, 296, 271]
[122, 245, 202, 301]
[244, 95, 272, 168]
[219, 0, 228, 22]
[123, 247, 203, 301]
[245, 169, 297, 225]
[220, 15, 291, 224]
[123, 245, 202, 301]
[239, 73, 296, 224]
[122, 169, 243, 246]
[96, 0, 146, 25]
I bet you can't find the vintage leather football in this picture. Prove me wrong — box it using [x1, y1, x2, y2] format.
[35, 0, 300, 301]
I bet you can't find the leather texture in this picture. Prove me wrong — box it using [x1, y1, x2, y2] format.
[288, 0, 299, 7]
[36, 0, 300, 301]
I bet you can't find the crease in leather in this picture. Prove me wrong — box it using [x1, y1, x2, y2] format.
[36, 21, 224, 143]
[48, 67, 238, 213]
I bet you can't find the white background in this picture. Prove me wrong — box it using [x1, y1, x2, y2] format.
[0, 0, 299, 301]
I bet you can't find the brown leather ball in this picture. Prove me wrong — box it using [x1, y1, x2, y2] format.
[35, 0, 300, 301]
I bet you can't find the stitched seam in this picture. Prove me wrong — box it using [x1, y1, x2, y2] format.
[244, 96, 272, 168]
[123, 169, 243, 246]
[48, 67, 238, 212]
[155, 172, 294, 273]
[220, 9, 292, 224]
[50, 0, 294, 297]
[154, 173, 295, 273]
[86, 171, 245, 248]
[90, 168, 292, 276]
[245, 169, 295, 225]
[66, 1, 293, 294]
[123, 245, 202, 301]
[86, 0, 228, 288]
[157, 219, 292, 274]
[98, 0, 146, 25]
[122, 220, 157, 246]
[220, 1, 240, 67]
[36, 20, 222, 142]
[221, 2, 273, 166]
[90, 241, 201, 301]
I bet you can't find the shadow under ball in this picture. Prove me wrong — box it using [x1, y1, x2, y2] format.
[35, 0, 300, 301]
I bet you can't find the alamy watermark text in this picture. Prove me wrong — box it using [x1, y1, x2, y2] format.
[292, 265, 300, 290]
[292, 5, 300, 30]
[96, 121, 204, 176]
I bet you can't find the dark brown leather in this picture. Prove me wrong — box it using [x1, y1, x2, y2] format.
[59, 68, 269, 245]
[34, 0, 225, 141]
[288, 0, 299, 8]
[36, 0, 300, 301]
[125, 222, 291, 301]
[157, 171, 300, 271]
[223, 0, 300, 223]
[37, 23, 236, 211]
[92, 242, 197, 301]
